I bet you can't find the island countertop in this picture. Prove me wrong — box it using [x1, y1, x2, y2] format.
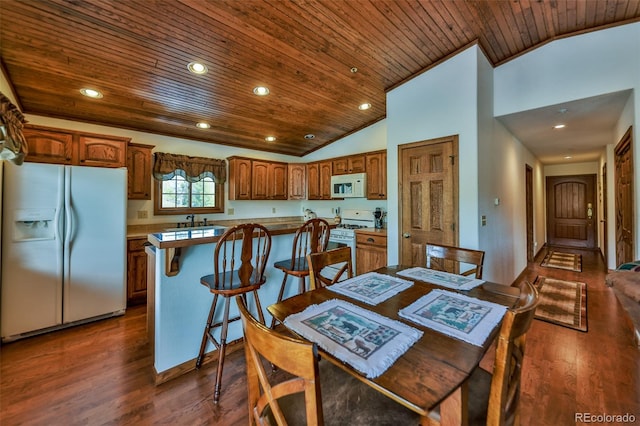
[147, 219, 335, 249]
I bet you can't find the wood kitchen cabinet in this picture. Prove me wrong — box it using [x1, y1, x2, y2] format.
[127, 143, 154, 199]
[228, 157, 252, 200]
[366, 150, 387, 199]
[355, 229, 387, 274]
[288, 163, 306, 200]
[127, 238, 148, 306]
[228, 156, 288, 200]
[307, 160, 332, 200]
[23, 124, 129, 167]
[332, 154, 365, 175]
[22, 125, 74, 164]
[252, 160, 288, 200]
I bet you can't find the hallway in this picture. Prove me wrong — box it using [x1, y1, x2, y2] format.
[0, 247, 639, 425]
[517, 247, 640, 425]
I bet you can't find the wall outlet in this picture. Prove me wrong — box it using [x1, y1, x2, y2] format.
[227, 208, 234, 215]
[272, 207, 276, 213]
[137, 210, 148, 219]
[481, 215, 487, 226]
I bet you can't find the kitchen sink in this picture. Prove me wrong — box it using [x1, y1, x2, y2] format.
[164, 225, 228, 232]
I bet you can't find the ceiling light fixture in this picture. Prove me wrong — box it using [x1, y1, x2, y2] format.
[253, 86, 270, 96]
[358, 103, 371, 110]
[564, 156, 572, 159]
[196, 122, 211, 129]
[265, 136, 276, 142]
[187, 62, 208, 75]
[304, 134, 315, 140]
[80, 88, 103, 98]
[350, 67, 358, 73]
[553, 124, 566, 129]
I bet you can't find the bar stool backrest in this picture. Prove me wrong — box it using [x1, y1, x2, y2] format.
[213, 223, 272, 291]
[287, 218, 330, 270]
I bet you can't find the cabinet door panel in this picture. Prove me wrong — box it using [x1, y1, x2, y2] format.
[288, 164, 306, 200]
[78, 136, 127, 167]
[251, 161, 270, 199]
[23, 127, 73, 164]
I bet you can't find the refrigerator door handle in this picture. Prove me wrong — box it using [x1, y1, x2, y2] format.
[64, 170, 76, 244]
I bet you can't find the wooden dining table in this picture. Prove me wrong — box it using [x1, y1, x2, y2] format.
[267, 265, 521, 426]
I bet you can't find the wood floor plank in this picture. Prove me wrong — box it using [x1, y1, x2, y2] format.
[1, 246, 638, 425]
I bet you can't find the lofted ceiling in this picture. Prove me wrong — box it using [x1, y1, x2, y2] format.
[1, 0, 639, 158]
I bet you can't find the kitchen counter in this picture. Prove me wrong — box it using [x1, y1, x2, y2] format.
[147, 220, 323, 249]
[354, 227, 387, 236]
[144, 216, 337, 383]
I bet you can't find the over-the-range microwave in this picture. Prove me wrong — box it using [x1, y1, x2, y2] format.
[330, 172, 367, 198]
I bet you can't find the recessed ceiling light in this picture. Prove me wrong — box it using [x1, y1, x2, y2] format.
[553, 124, 566, 129]
[358, 103, 371, 110]
[304, 134, 315, 140]
[196, 122, 211, 129]
[564, 156, 572, 159]
[188, 62, 208, 75]
[350, 67, 358, 73]
[265, 136, 276, 142]
[253, 86, 270, 96]
[80, 88, 103, 98]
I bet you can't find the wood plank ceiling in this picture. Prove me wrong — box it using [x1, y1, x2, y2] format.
[2, 0, 639, 157]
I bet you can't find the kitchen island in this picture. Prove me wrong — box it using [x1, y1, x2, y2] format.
[146, 220, 329, 383]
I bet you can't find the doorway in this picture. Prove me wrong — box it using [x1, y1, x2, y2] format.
[615, 127, 634, 266]
[545, 174, 597, 249]
[526, 164, 534, 261]
[398, 135, 458, 265]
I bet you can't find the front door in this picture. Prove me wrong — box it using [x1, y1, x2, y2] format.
[546, 174, 597, 249]
[399, 136, 458, 265]
[615, 127, 634, 266]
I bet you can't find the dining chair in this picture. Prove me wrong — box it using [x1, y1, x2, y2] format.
[422, 243, 485, 279]
[429, 280, 539, 426]
[195, 223, 272, 404]
[237, 295, 421, 426]
[270, 218, 330, 328]
[307, 246, 354, 290]
[238, 295, 324, 425]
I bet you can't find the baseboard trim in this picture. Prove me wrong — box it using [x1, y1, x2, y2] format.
[153, 338, 244, 385]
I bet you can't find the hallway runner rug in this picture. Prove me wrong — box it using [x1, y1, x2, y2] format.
[540, 250, 582, 272]
[534, 276, 587, 332]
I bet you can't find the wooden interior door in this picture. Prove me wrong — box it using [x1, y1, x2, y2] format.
[399, 136, 458, 265]
[546, 174, 597, 248]
[602, 163, 608, 265]
[615, 127, 634, 266]
[526, 164, 534, 261]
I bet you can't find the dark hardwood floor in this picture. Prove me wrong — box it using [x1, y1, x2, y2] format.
[1, 247, 638, 425]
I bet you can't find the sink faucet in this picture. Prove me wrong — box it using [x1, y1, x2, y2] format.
[186, 214, 195, 227]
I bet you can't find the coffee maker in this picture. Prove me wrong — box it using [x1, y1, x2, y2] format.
[374, 207, 386, 229]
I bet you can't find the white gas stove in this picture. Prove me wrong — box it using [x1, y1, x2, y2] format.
[328, 209, 375, 274]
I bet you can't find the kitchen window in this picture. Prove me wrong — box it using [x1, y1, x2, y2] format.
[152, 152, 226, 215]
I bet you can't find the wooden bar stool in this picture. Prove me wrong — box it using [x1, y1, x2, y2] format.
[270, 218, 330, 328]
[195, 223, 272, 403]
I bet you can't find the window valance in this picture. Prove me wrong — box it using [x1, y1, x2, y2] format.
[152, 152, 226, 183]
[0, 92, 28, 165]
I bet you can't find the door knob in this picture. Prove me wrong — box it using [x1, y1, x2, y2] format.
[402, 232, 411, 238]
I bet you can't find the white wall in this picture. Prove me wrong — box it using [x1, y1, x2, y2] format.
[386, 46, 481, 266]
[495, 22, 640, 268]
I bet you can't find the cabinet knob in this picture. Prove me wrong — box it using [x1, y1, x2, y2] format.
[402, 233, 411, 238]
[367, 237, 375, 242]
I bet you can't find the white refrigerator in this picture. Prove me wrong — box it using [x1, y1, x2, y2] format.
[1, 162, 127, 341]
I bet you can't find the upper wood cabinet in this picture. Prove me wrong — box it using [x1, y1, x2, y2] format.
[332, 154, 366, 175]
[23, 124, 129, 167]
[307, 160, 332, 200]
[228, 157, 252, 200]
[22, 126, 74, 164]
[127, 143, 154, 200]
[288, 163, 306, 200]
[251, 160, 288, 200]
[366, 151, 387, 200]
[228, 156, 288, 200]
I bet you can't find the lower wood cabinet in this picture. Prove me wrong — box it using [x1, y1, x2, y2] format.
[127, 238, 148, 306]
[355, 230, 387, 274]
